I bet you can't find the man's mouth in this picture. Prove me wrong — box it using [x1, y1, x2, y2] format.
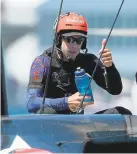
[69, 51, 77, 54]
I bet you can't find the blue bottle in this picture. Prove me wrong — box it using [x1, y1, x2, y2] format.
[74, 67, 94, 103]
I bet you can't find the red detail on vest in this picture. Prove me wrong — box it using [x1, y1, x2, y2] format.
[33, 75, 39, 80]
[35, 58, 41, 62]
[33, 71, 39, 75]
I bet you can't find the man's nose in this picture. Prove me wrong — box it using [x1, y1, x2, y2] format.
[71, 42, 78, 47]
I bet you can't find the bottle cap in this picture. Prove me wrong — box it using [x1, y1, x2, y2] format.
[75, 67, 85, 77]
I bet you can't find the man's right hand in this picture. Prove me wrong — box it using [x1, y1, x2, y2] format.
[68, 92, 92, 112]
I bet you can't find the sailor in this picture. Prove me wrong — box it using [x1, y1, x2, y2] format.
[26, 12, 129, 114]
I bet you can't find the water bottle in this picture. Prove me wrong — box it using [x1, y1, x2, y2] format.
[74, 67, 94, 103]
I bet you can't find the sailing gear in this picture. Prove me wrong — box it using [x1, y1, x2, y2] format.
[26, 47, 122, 114]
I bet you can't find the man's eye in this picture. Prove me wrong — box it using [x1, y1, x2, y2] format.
[67, 37, 73, 43]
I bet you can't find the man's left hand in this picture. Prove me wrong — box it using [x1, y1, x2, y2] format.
[99, 39, 113, 67]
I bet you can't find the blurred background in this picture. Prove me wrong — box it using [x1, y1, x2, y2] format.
[1, 0, 137, 115]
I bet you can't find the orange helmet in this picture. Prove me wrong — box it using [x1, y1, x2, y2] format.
[54, 12, 88, 49]
[54, 12, 88, 36]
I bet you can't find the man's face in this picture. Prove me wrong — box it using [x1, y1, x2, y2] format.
[61, 35, 85, 61]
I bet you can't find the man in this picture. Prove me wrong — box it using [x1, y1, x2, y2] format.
[26, 12, 129, 114]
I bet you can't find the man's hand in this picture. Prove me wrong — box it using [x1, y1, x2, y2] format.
[68, 92, 92, 112]
[99, 39, 113, 67]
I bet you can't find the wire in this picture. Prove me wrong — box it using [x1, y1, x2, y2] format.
[77, 0, 125, 114]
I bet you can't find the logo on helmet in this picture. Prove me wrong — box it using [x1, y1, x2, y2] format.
[66, 18, 84, 24]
